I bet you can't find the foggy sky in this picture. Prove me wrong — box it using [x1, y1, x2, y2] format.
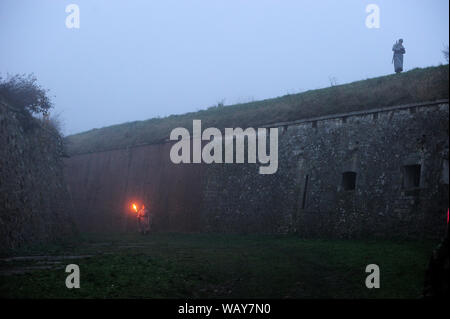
[0, 0, 448, 135]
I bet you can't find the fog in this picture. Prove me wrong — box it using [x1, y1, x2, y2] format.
[0, 0, 448, 135]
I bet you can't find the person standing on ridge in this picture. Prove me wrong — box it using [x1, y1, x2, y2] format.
[392, 39, 406, 73]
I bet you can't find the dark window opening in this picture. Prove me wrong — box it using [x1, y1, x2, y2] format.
[403, 164, 421, 189]
[342, 172, 357, 191]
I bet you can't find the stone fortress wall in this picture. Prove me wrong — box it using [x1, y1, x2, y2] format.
[65, 100, 449, 239]
[0, 102, 75, 250]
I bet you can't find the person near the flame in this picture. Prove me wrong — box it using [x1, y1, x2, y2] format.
[137, 204, 150, 235]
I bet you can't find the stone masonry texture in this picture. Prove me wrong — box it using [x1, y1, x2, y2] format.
[0, 102, 75, 250]
[64, 101, 449, 239]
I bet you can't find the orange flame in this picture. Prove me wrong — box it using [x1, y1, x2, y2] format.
[132, 203, 138, 213]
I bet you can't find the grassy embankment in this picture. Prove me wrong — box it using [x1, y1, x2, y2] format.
[66, 65, 449, 155]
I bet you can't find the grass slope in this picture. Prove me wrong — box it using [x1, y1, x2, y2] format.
[0, 233, 437, 298]
[65, 65, 449, 155]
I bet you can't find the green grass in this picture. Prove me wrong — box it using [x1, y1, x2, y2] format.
[65, 65, 449, 155]
[0, 233, 437, 299]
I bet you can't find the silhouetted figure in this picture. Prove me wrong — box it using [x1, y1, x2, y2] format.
[137, 204, 150, 235]
[423, 220, 449, 298]
[392, 39, 406, 73]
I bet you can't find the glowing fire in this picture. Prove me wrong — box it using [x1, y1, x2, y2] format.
[132, 203, 138, 213]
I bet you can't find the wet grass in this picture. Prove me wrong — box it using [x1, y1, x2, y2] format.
[0, 233, 437, 299]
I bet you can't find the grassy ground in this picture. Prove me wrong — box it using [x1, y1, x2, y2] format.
[0, 233, 437, 299]
[66, 64, 449, 155]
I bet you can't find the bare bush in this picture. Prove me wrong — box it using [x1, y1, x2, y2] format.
[0, 74, 53, 116]
[443, 45, 449, 63]
[329, 76, 338, 87]
[217, 98, 226, 108]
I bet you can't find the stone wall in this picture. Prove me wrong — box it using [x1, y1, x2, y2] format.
[64, 142, 206, 233]
[64, 100, 449, 239]
[0, 102, 75, 250]
[202, 100, 449, 239]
